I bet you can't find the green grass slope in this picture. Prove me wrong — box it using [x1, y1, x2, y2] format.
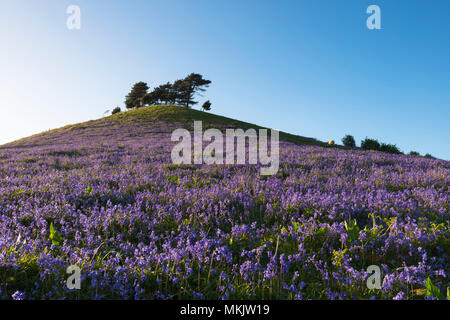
[1, 105, 326, 149]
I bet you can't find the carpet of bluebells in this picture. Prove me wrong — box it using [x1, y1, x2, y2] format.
[0, 116, 449, 300]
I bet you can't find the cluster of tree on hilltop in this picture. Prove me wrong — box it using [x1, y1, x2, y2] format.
[124, 73, 212, 110]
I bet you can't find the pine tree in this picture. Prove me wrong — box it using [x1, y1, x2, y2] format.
[176, 73, 211, 108]
[142, 92, 157, 106]
[125, 82, 149, 109]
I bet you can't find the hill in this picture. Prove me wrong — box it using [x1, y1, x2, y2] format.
[0, 105, 448, 300]
[0, 105, 324, 149]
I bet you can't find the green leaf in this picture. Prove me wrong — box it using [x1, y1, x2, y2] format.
[447, 287, 450, 300]
[425, 277, 444, 300]
[315, 227, 327, 237]
[345, 220, 360, 243]
[49, 222, 62, 246]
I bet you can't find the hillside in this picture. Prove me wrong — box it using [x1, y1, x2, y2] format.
[0, 105, 448, 300]
[1, 105, 324, 150]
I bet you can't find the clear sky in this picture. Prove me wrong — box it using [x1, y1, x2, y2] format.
[1, 0, 449, 159]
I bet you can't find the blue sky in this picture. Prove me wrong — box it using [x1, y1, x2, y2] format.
[1, 0, 449, 159]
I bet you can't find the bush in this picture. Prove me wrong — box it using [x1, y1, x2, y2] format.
[380, 143, 402, 154]
[342, 135, 356, 147]
[409, 151, 420, 156]
[202, 100, 212, 111]
[424, 153, 435, 159]
[112, 107, 121, 115]
[361, 138, 404, 155]
[361, 138, 381, 151]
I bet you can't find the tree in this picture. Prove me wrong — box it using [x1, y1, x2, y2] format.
[172, 79, 190, 107]
[176, 73, 211, 108]
[409, 151, 420, 156]
[145, 83, 175, 105]
[172, 79, 186, 105]
[159, 83, 174, 104]
[342, 135, 356, 147]
[202, 100, 212, 111]
[111, 107, 121, 115]
[125, 82, 149, 109]
[142, 91, 157, 106]
[166, 82, 180, 105]
[125, 100, 134, 109]
[361, 138, 381, 151]
[380, 143, 402, 154]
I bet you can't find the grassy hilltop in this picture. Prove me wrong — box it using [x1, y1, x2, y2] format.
[1, 105, 323, 150]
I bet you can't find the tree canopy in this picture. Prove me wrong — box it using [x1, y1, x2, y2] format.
[125, 82, 149, 109]
[342, 135, 356, 147]
[176, 73, 211, 108]
[125, 73, 211, 110]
